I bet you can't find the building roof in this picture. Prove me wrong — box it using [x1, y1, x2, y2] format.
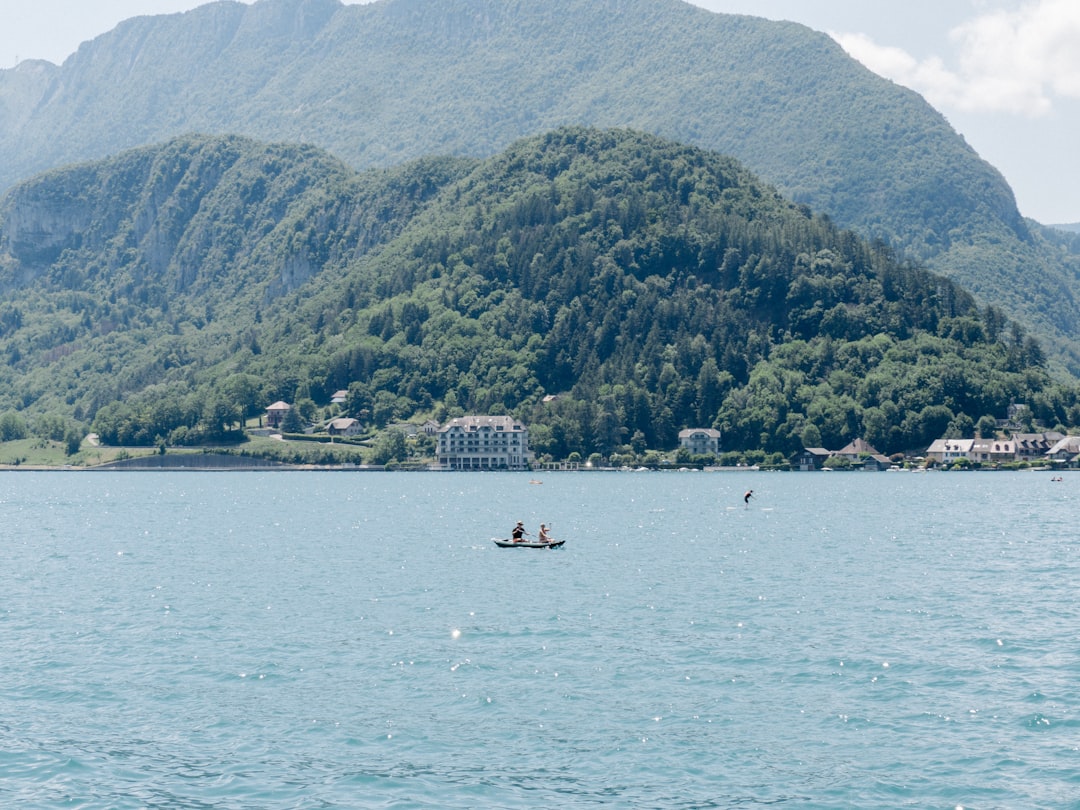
[439, 415, 527, 433]
[971, 438, 1015, 454]
[1012, 432, 1063, 450]
[927, 438, 974, 454]
[1047, 435, 1080, 455]
[266, 401, 291, 411]
[678, 428, 721, 439]
[836, 438, 880, 457]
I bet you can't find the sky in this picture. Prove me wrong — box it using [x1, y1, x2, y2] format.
[1, 0, 1077, 224]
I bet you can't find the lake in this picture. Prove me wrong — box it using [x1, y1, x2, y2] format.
[1, 470, 1078, 808]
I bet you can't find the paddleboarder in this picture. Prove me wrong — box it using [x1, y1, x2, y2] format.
[744, 489, 753, 507]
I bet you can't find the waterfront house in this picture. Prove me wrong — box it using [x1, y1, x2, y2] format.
[925, 438, 974, 464]
[969, 438, 1016, 464]
[1046, 435, 1080, 466]
[790, 447, 832, 471]
[678, 428, 722, 456]
[862, 454, 894, 471]
[437, 415, 532, 471]
[1012, 432, 1063, 461]
[835, 438, 880, 462]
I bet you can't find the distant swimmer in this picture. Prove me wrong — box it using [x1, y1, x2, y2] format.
[744, 489, 753, 507]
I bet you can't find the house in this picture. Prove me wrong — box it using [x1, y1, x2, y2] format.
[835, 438, 880, 461]
[422, 420, 440, 436]
[969, 438, 1016, 464]
[998, 403, 1032, 430]
[1046, 435, 1080, 465]
[790, 447, 832, 471]
[1012, 432, 1063, 461]
[862, 454, 894, 471]
[925, 438, 974, 464]
[437, 415, 532, 470]
[678, 428, 721, 456]
[265, 401, 291, 429]
[327, 417, 361, 437]
[331, 390, 349, 405]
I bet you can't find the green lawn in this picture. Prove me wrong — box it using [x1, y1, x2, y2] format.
[0, 438, 158, 468]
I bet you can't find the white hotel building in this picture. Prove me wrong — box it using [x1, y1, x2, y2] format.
[436, 415, 532, 471]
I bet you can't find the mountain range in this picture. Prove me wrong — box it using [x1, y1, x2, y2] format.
[2, 0, 1079, 370]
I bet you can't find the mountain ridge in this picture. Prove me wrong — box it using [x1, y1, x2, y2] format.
[2, 129, 1076, 459]
[1, 0, 1079, 371]
[0, 1, 1027, 240]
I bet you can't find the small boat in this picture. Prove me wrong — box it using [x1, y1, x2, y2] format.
[493, 538, 565, 549]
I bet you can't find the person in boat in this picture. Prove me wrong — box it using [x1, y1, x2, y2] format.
[538, 523, 551, 544]
[744, 489, 753, 507]
[512, 521, 528, 542]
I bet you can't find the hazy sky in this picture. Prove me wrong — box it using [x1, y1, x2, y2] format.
[2, 0, 1078, 223]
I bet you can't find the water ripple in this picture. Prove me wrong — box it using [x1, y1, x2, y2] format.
[2, 471, 1079, 807]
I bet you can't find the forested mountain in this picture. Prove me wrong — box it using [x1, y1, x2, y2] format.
[1, 129, 1075, 459]
[2, 0, 1079, 371]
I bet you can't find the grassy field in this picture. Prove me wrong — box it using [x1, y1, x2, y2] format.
[0, 438, 159, 468]
[0, 434, 373, 469]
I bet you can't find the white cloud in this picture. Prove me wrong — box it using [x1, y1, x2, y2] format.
[833, 0, 1080, 117]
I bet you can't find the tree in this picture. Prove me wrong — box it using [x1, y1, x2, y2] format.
[64, 427, 84, 456]
[346, 382, 374, 423]
[222, 374, 263, 421]
[202, 396, 241, 438]
[372, 428, 407, 465]
[800, 423, 822, 449]
[695, 358, 729, 425]
[945, 413, 975, 439]
[0, 412, 28, 442]
[281, 407, 304, 433]
[976, 415, 998, 438]
[912, 404, 954, 448]
[294, 397, 318, 424]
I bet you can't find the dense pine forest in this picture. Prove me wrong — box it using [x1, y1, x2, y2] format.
[1, 128, 1076, 463]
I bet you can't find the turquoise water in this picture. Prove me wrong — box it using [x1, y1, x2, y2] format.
[2, 470, 1078, 808]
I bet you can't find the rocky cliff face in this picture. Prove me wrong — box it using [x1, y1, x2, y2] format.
[1, 176, 97, 275]
[0, 134, 358, 303]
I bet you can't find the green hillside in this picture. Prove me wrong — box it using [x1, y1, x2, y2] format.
[0, 129, 1075, 460]
[1, 0, 1079, 370]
